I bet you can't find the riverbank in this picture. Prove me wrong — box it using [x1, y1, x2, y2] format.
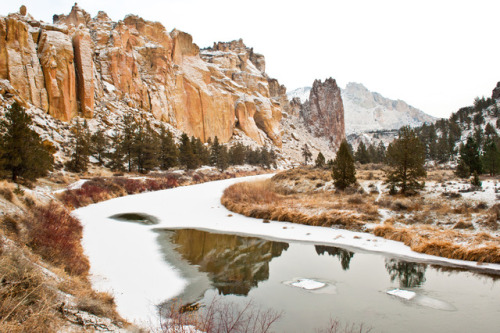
[221, 167, 500, 263]
[75, 173, 500, 327]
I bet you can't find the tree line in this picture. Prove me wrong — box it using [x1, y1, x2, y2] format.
[65, 114, 277, 173]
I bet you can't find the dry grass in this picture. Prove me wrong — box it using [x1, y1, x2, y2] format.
[374, 224, 500, 263]
[0, 243, 62, 332]
[221, 179, 375, 231]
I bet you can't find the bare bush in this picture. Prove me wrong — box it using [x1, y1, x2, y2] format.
[160, 298, 281, 333]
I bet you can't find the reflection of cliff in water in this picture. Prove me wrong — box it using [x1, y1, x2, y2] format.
[385, 259, 427, 288]
[168, 229, 289, 296]
[315, 245, 354, 270]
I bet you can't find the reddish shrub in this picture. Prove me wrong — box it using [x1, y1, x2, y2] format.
[28, 202, 89, 276]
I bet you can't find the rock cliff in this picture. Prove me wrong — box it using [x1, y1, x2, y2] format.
[299, 78, 345, 147]
[0, 4, 286, 146]
[492, 82, 500, 100]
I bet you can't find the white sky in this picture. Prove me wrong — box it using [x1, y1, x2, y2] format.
[4, 0, 500, 118]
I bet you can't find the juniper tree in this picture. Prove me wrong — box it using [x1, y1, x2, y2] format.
[385, 126, 426, 194]
[0, 102, 53, 181]
[331, 140, 356, 190]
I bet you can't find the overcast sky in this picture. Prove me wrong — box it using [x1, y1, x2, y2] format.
[5, 0, 500, 118]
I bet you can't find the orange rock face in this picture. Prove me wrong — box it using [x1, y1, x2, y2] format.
[0, 4, 287, 146]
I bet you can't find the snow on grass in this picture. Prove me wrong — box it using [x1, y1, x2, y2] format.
[75, 174, 500, 326]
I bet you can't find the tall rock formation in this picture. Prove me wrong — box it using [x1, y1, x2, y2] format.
[0, 4, 284, 146]
[492, 82, 500, 100]
[299, 78, 345, 147]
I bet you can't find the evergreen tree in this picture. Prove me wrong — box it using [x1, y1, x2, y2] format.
[178, 133, 197, 169]
[66, 119, 90, 173]
[455, 158, 470, 178]
[315, 152, 326, 168]
[133, 121, 159, 174]
[385, 126, 426, 194]
[482, 139, 500, 176]
[158, 125, 178, 170]
[259, 147, 272, 169]
[0, 102, 53, 181]
[90, 125, 108, 165]
[331, 140, 356, 190]
[121, 114, 138, 172]
[192, 137, 209, 166]
[376, 141, 386, 163]
[301, 144, 312, 165]
[458, 136, 482, 175]
[106, 133, 125, 171]
[228, 143, 246, 165]
[354, 141, 370, 164]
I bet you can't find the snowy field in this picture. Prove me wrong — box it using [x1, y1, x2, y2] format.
[74, 174, 500, 326]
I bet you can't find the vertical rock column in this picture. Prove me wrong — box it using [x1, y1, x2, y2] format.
[2, 17, 48, 109]
[73, 27, 94, 118]
[38, 30, 77, 121]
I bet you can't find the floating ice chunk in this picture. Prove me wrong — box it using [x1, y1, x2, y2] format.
[290, 279, 326, 290]
[387, 288, 416, 300]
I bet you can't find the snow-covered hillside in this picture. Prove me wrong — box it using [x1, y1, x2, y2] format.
[288, 82, 437, 135]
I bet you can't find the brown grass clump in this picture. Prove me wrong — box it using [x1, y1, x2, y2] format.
[0, 246, 62, 332]
[221, 180, 368, 231]
[374, 224, 500, 263]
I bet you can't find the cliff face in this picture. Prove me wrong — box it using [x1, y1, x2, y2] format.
[299, 78, 345, 147]
[0, 5, 285, 146]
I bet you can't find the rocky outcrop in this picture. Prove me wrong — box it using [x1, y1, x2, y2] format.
[493, 82, 500, 100]
[300, 78, 345, 147]
[0, 4, 284, 146]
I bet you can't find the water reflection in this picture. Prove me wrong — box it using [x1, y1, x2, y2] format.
[315, 245, 354, 270]
[385, 259, 427, 288]
[166, 229, 289, 296]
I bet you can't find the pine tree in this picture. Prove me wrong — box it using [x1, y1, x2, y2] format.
[90, 125, 108, 165]
[158, 125, 178, 170]
[192, 137, 209, 166]
[179, 133, 197, 169]
[133, 120, 159, 174]
[66, 119, 90, 173]
[228, 143, 246, 165]
[455, 158, 470, 178]
[459, 136, 482, 175]
[0, 102, 53, 181]
[106, 133, 125, 171]
[331, 140, 356, 190]
[315, 152, 326, 168]
[482, 139, 500, 176]
[355, 141, 370, 164]
[385, 126, 426, 194]
[121, 114, 137, 172]
[301, 144, 312, 165]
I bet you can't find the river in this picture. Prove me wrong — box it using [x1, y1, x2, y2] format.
[75, 175, 500, 331]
